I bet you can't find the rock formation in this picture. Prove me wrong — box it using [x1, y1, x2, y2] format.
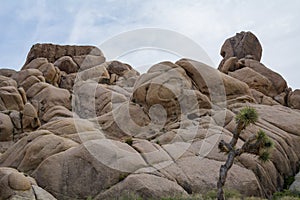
[0, 32, 300, 199]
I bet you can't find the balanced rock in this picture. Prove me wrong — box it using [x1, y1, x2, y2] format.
[219, 31, 262, 69]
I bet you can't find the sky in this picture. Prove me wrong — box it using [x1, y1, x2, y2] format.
[0, 0, 299, 89]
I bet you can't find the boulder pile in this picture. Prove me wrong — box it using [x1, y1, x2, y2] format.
[0, 32, 300, 199]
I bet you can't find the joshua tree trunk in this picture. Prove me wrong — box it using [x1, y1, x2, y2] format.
[217, 121, 242, 200]
[217, 150, 236, 200]
[216, 107, 273, 200]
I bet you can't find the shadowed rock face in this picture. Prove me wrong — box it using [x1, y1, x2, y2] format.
[0, 34, 300, 200]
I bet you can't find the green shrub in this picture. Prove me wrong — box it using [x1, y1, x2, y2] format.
[125, 137, 133, 146]
[204, 189, 241, 199]
[161, 193, 203, 200]
[284, 176, 296, 189]
[272, 190, 300, 200]
[120, 192, 143, 200]
[118, 173, 129, 182]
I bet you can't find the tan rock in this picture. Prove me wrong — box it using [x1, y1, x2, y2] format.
[26, 82, 71, 117]
[8, 171, 31, 190]
[42, 105, 75, 122]
[18, 87, 27, 105]
[9, 110, 22, 129]
[132, 139, 172, 168]
[274, 91, 289, 106]
[162, 157, 262, 197]
[107, 61, 131, 76]
[132, 61, 209, 121]
[54, 56, 79, 74]
[96, 102, 150, 139]
[24, 43, 103, 66]
[32, 140, 142, 199]
[0, 113, 14, 141]
[38, 62, 61, 86]
[250, 89, 279, 105]
[0, 86, 24, 111]
[239, 58, 287, 97]
[175, 58, 251, 105]
[38, 117, 98, 137]
[256, 104, 300, 137]
[12, 68, 45, 91]
[0, 130, 78, 173]
[0, 75, 17, 87]
[222, 73, 254, 101]
[95, 173, 188, 200]
[21, 58, 61, 86]
[219, 57, 240, 74]
[73, 54, 106, 71]
[0, 167, 32, 199]
[288, 89, 300, 109]
[76, 63, 110, 82]
[0, 68, 16, 77]
[219, 31, 262, 69]
[0, 167, 56, 200]
[22, 57, 48, 70]
[59, 72, 76, 92]
[229, 67, 273, 95]
[73, 81, 127, 118]
[32, 185, 57, 200]
[22, 102, 40, 131]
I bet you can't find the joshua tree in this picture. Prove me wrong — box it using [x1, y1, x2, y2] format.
[217, 107, 274, 200]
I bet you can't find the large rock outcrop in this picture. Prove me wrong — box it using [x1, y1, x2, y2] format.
[218, 31, 290, 106]
[0, 34, 300, 200]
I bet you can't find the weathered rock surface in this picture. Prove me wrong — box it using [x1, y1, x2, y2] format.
[54, 56, 79, 74]
[95, 173, 189, 200]
[288, 89, 300, 109]
[0, 113, 14, 141]
[0, 167, 56, 200]
[219, 31, 262, 69]
[0, 36, 300, 200]
[22, 58, 61, 86]
[24, 43, 103, 66]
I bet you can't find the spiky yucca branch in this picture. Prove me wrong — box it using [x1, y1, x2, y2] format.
[217, 107, 274, 200]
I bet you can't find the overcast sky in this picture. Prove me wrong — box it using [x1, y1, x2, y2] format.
[0, 0, 299, 89]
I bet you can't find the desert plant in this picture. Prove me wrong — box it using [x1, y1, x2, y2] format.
[217, 107, 274, 200]
[120, 192, 143, 200]
[204, 189, 241, 200]
[125, 137, 133, 146]
[118, 173, 129, 182]
[272, 190, 300, 200]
